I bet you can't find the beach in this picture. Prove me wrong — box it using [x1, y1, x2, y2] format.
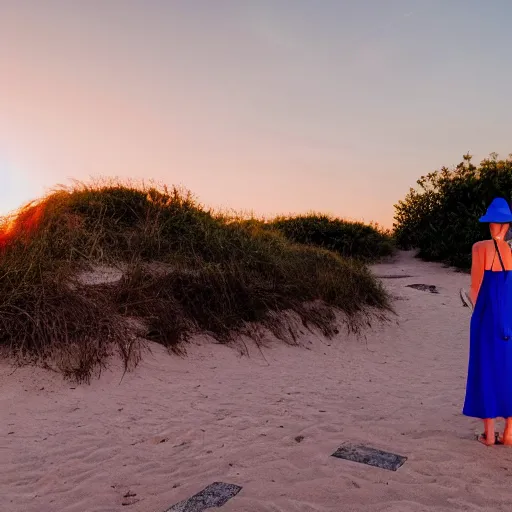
[2, 250, 511, 512]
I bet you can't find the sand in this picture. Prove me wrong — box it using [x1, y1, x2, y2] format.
[2, 250, 512, 512]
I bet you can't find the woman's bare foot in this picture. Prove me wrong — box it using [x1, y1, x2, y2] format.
[500, 431, 512, 445]
[501, 418, 512, 445]
[478, 432, 497, 446]
[480, 419, 497, 446]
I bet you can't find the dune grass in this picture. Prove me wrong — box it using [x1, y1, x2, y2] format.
[0, 183, 391, 382]
[268, 214, 395, 262]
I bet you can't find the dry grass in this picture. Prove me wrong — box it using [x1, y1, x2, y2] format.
[0, 182, 391, 382]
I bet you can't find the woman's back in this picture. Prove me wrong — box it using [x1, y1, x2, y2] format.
[474, 239, 512, 271]
[470, 240, 512, 304]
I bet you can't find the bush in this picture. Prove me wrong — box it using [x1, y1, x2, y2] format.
[0, 182, 391, 382]
[393, 153, 512, 269]
[268, 214, 395, 262]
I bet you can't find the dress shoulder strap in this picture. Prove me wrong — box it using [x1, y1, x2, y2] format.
[493, 239, 506, 272]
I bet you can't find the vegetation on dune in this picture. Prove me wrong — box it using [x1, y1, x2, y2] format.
[268, 214, 395, 262]
[0, 182, 391, 382]
[394, 153, 512, 269]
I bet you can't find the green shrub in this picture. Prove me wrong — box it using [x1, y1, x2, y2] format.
[394, 153, 512, 269]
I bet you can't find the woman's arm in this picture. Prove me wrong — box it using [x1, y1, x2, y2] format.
[469, 242, 484, 305]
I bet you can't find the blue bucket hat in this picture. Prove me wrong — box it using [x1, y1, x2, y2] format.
[479, 197, 512, 223]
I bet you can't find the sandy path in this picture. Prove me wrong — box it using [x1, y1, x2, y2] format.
[2, 250, 512, 512]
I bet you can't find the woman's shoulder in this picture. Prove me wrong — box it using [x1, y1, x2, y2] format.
[472, 239, 512, 266]
[471, 239, 500, 260]
[472, 240, 492, 251]
[473, 239, 511, 248]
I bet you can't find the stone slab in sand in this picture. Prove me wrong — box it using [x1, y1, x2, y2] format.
[2, 250, 512, 511]
[331, 444, 407, 471]
[164, 482, 242, 512]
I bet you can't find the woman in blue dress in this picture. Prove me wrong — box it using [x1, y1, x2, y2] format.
[463, 197, 512, 446]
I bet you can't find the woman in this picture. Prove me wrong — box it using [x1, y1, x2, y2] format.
[463, 197, 512, 446]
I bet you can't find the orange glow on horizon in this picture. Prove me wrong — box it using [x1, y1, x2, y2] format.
[0, 201, 46, 249]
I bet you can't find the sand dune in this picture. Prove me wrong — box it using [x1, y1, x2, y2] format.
[2, 250, 512, 512]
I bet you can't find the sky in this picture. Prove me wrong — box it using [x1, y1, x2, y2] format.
[1, 0, 512, 227]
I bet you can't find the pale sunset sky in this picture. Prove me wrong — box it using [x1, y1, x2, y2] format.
[1, 0, 511, 227]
